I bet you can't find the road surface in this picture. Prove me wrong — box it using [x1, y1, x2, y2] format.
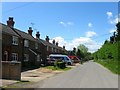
[35, 60, 118, 88]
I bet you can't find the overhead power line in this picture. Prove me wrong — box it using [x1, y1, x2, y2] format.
[3, 3, 32, 14]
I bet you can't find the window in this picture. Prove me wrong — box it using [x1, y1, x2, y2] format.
[37, 54, 40, 61]
[64, 57, 69, 61]
[12, 36, 18, 45]
[52, 48, 53, 52]
[55, 49, 56, 52]
[47, 46, 49, 51]
[24, 40, 29, 47]
[12, 53, 18, 61]
[24, 54, 29, 62]
[35, 43, 38, 49]
[4, 51, 8, 61]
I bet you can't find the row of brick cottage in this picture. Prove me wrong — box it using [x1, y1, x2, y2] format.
[1, 17, 68, 68]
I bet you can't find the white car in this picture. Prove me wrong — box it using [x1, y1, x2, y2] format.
[49, 54, 73, 65]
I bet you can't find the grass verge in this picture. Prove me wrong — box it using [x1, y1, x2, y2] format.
[16, 80, 30, 84]
[45, 66, 71, 71]
[95, 59, 120, 75]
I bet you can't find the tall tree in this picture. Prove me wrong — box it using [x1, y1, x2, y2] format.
[104, 40, 109, 44]
[77, 44, 88, 54]
[116, 22, 120, 41]
[76, 49, 84, 59]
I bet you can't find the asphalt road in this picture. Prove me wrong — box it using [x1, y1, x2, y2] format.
[35, 60, 118, 88]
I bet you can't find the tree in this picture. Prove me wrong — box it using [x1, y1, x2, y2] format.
[104, 40, 109, 44]
[76, 49, 84, 59]
[110, 36, 114, 44]
[77, 44, 88, 54]
[76, 44, 89, 61]
[116, 22, 120, 41]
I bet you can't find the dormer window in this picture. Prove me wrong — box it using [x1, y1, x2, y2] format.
[24, 40, 29, 47]
[12, 36, 18, 45]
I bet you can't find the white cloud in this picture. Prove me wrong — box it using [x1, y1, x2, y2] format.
[50, 36, 67, 47]
[109, 17, 118, 24]
[67, 22, 74, 25]
[59, 21, 66, 27]
[85, 31, 97, 37]
[51, 34, 102, 53]
[59, 21, 74, 27]
[88, 23, 92, 27]
[106, 11, 113, 18]
[109, 29, 116, 34]
[106, 12, 119, 24]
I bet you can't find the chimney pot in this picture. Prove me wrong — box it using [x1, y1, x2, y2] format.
[28, 27, 33, 36]
[36, 31, 40, 39]
[46, 36, 49, 42]
[63, 46, 65, 49]
[7, 17, 15, 28]
[56, 42, 58, 46]
[53, 40, 55, 44]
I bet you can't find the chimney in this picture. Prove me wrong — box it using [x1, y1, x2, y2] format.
[53, 40, 55, 44]
[28, 27, 33, 36]
[73, 47, 76, 52]
[7, 17, 15, 28]
[63, 46, 65, 49]
[36, 31, 40, 39]
[56, 42, 58, 46]
[46, 36, 49, 42]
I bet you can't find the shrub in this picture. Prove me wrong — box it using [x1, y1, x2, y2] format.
[54, 60, 66, 69]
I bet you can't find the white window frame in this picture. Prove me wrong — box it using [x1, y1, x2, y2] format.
[47, 46, 49, 51]
[24, 54, 29, 62]
[52, 47, 53, 52]
[35, 43, 38, 49]
[12, 53, 18, 61]
[37, 54, 40, 61]
[24, 40, 29, 47]
[12, 36, 18, 45]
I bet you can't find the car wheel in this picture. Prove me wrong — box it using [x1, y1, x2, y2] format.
[67, 62, 71, 65]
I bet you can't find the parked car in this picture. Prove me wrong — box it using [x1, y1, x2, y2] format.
[68, 55, 80, 63]
[46, 57, 56, 65]
[48, 54, 73, 65]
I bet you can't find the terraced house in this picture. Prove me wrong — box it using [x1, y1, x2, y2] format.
[1, 17, 68, 69]
[1, 17, 22, 62]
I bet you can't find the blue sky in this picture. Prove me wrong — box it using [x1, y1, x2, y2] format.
[1, 2, 119, 52]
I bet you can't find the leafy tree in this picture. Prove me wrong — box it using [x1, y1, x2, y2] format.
[76, 44, 92, 61]
[116, 22, 120, 41]
[110, 36, 114, 44]
[77, 44, 88, 54]
[76, 49, 84, 59]
[104, 40, 109, 44]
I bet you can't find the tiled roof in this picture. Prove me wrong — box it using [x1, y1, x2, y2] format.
[1, 23, 66, 51]
[1, 23, 36, 41]
[14, 28, 35, 41]
[0, 23, 20, 37]
[39, 39, 64, 50]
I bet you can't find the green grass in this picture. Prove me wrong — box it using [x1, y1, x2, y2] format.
[45, 66, 71, 71]
[95, 59, 120, 75]
[16, 80, 30, 84]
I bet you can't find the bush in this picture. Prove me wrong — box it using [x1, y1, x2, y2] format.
[54, 60, 66, 69]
